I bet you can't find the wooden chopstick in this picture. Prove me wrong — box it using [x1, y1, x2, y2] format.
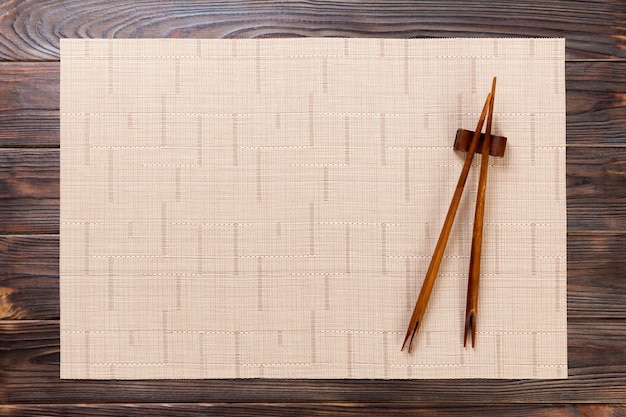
[464, 77, 497, 348]
[401, 88, 494, 353]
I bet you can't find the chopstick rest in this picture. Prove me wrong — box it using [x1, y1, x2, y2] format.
[454, 129, 506, 157]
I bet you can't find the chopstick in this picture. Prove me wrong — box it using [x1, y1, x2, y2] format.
[464, 77, 497, 348]
[401, 86, 494, 353]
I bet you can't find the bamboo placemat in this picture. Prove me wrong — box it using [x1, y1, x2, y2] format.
[60, 38, 566, 379]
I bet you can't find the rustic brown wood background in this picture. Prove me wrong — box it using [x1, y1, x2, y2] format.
[1, 1, 625, 415]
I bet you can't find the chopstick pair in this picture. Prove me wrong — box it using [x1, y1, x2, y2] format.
[402, 77, 499, 353]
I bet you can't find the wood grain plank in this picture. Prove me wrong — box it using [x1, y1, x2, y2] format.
[0, 235, 59, 318]
[0, 235, 58, 277]
[0, 320, 624, 404]
[1, 62, 624, 147]
[0, 230, 623, 320]
[0, 0, 624, 61]
[0, 200, 59, 234]
[568, 232, 626, 319]
[0, 403, 622, 417]
[0, 62, 59, 147]
[0, 149, 58, 199]
[0, 272, 57, 321]
[0, 63, 58, 111]
[566, 61, 626, 146]
[0, 149, 58, 234]
[0, 147, 59, 235]
[567, 147, 626, 231]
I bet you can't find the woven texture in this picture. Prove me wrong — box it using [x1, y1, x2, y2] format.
[60, 38, 567, 379]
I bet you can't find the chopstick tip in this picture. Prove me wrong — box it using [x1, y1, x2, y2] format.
[464, 311, 476, 348]
[401, 321, 420, 353]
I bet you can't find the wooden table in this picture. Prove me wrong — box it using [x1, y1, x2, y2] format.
[1, 1, 625, 415]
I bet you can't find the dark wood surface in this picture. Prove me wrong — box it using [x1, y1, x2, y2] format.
[1, 0, 625, 415]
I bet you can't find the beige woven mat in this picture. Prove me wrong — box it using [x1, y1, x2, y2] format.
[60, 38, 566, 379]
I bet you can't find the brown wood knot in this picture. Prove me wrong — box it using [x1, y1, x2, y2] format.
[0, 286, 19, 319]
[454, 129, 507, 157]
